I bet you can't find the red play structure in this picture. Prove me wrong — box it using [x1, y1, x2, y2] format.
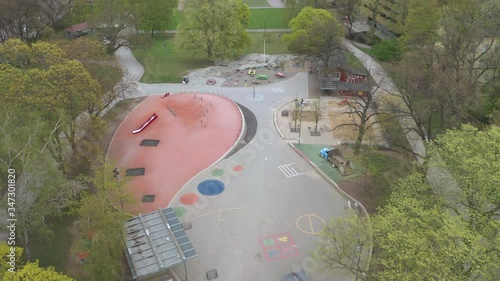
[338, 98, 348, 106]
[132, 113, 158, 134]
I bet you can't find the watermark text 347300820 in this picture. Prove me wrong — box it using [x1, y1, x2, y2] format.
[6, 168, 17, 272]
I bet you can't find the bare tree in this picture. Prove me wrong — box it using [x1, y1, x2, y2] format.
[332, 0, 362, 35]
[330, 76, 395, 155]
[310, 99, 327, 134]
[90, 0, 135, 53]
[286, 98, 302, 131]
[86, 68, 137, 117]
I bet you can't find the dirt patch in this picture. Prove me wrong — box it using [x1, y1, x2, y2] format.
[336, 148, 415, 214]
[338, 177, 377, 213]
[327, 100, 379, 142]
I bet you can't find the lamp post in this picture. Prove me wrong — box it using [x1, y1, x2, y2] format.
[113, 168, 124, 210]
[263, 37, 266, 63]
[263, 20, 267, 63]
[298, 98, 304, 145]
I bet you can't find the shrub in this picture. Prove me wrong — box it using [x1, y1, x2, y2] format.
[371, 39, 402, 62]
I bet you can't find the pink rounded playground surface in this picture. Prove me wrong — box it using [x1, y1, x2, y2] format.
[107, 93, 242, 214]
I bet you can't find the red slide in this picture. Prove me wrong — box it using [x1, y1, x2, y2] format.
[132, 113, 158, 134]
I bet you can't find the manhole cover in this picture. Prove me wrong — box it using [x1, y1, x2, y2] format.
[126, 168, 145, 176]
[206, 269, 218, 280]
[142, 195, 156, 202]
[140, 139, 160, 146]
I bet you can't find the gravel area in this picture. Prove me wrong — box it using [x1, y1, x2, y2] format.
[186, 53, 305, 87]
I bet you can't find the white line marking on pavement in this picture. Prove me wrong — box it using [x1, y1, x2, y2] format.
[278, 163, 305, 178]
[272, 87, 285, 93]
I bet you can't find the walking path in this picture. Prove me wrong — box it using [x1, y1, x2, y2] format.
[341, 38, 427, 162]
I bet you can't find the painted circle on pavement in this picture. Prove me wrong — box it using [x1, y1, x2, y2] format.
[180, 193, 199, 205]
[211, 168, 224, 177]
[173, 206, 187, 217]
[232, 165, 244, 172]
[296, 214, 326, 235]
[197, 179, 225, 196]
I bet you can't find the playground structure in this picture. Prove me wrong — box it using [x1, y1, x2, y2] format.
[320, 147, 355, 176]
[338, 98, 348, 106]
[281, 271, 309, 281]
[132, 113, 158, 134]
[107, 92, 243, 214]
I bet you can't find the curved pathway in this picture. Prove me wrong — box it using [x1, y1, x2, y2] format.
[341, 39, 426, 162]
[113, 47, 352, 281]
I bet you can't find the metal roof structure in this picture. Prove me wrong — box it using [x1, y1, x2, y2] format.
[282, 271, 310, 281]
[124, 207, 197, 280]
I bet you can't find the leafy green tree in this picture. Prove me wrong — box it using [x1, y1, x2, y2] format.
[333, 0, 362, 34]
[314, 211, 371, 280]
[428, 125, 500, 233]
[56, 36, 132, 117]
[3, 261, 74, 281]
[0, 39, 103, 170]
[135, 0, 176, 37]
[66, 0, 94, 25]
[90, 0, 136, 53]
[0, 243, 23, 280]
[0, 38, 32, 67]
[1, 243, 73, 280]
[283, 0, 314, 22]
[0, 64, 26, 104]
[283, 7, 344, 67]
[401, 0, 441, 48]
[70, 159, 137, 280]
[88, 160, 136, 211]
[371, 39, 403, 62]
[362, 0, 381, 31]
[371, 173, 496, 280]
[0, 106, 87, 259]
[175, 0, 252, 63]
[76, 194, 128, 281]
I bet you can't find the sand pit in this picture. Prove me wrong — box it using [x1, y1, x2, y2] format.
[107, 93, 242, 214]
[327, 100, 379, 141]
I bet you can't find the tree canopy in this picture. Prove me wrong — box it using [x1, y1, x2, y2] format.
[132, 0, 177, 37]
[175, 0, 252, 63]
[1, 243, 73, 280]
[283, 7, 344, 67]
[428, 125, 500, 233]
[0, 38, 126, 170]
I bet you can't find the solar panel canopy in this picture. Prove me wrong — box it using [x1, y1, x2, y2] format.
[125, 207, 197, 280]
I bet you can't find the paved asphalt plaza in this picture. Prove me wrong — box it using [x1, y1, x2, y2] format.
[114, 46, 353, 281]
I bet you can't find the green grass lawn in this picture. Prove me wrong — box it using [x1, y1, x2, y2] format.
[360, 151, 414, 207]
[132, 32, 290, 83]
[163, 8, 291, 31]
[132, 34, 210, 83]
[294, 144, 360, 183]
[244, 32, 291, 54]
[244, 0, 271, 7]
[247, 8, 292, 29]
[346, 53, 366, 71]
